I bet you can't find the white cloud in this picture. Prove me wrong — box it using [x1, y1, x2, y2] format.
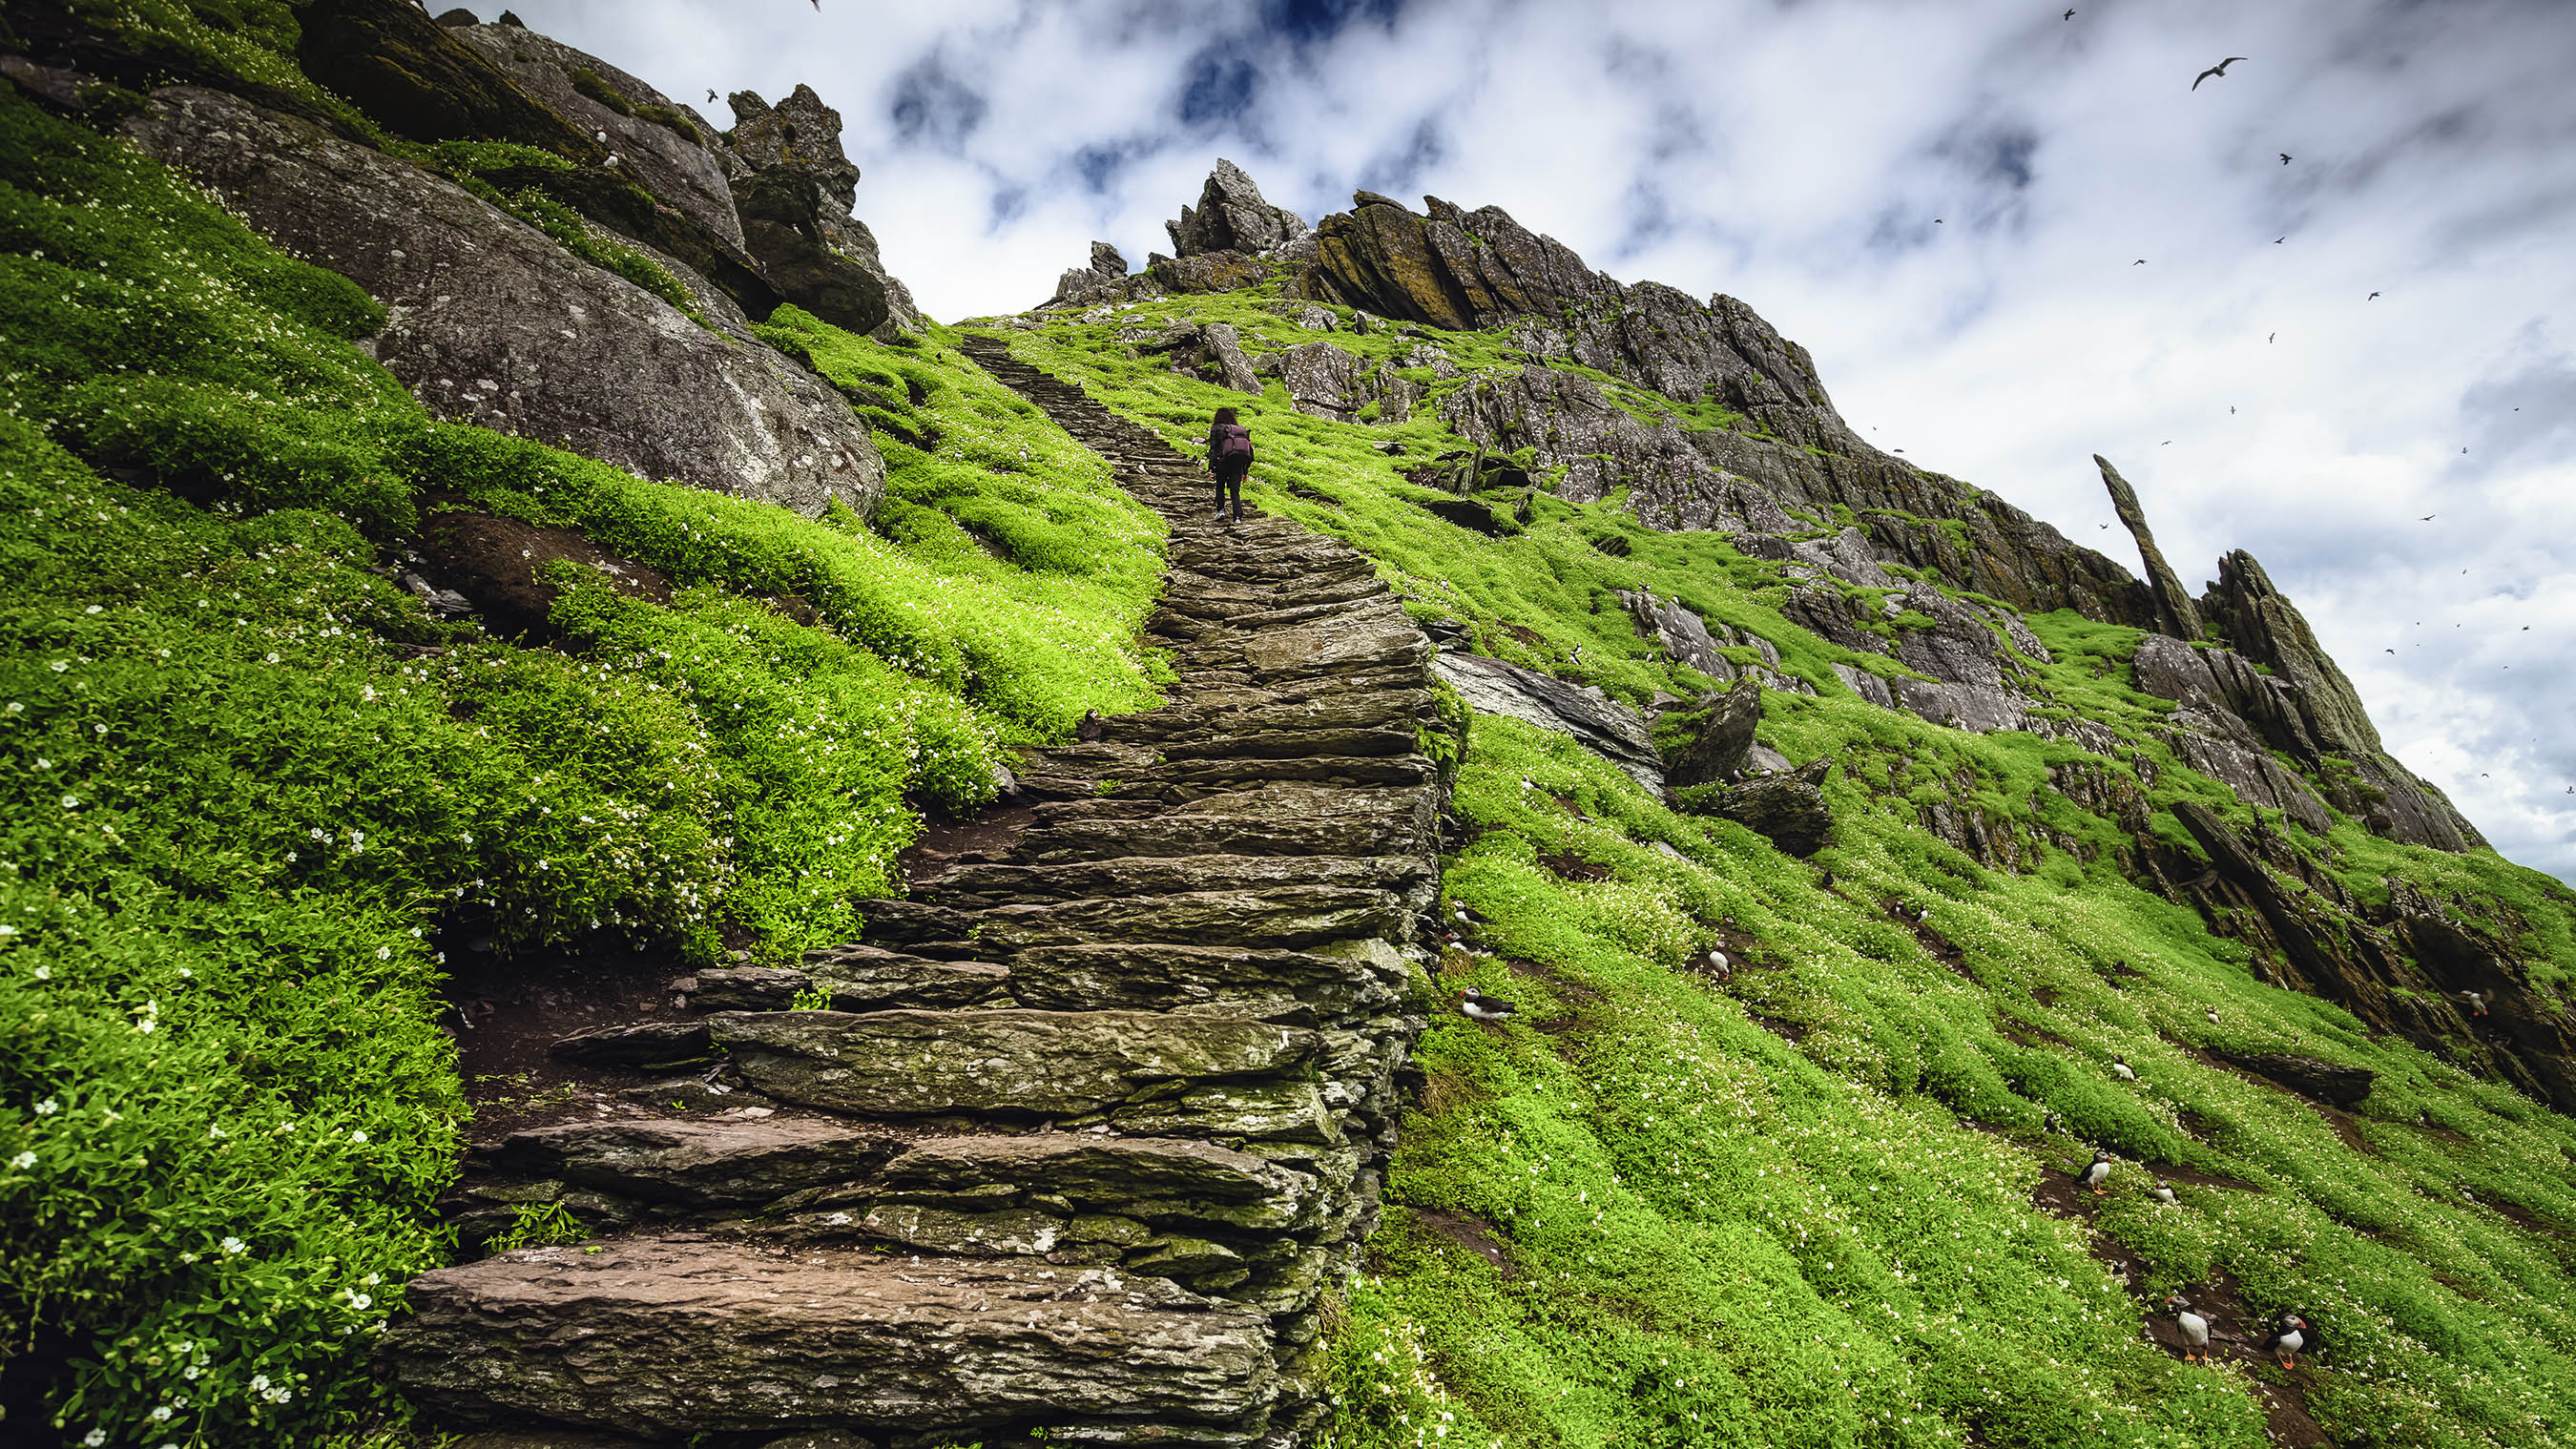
[500, 0, 2576, 879]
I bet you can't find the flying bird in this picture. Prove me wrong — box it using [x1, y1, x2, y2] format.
[2192, 56, 2247, 90]
[2269, 332, 2276, 342]
[2420, 514, 2436, 520]
[2460, 988, 2490, 1017]
[2280, 153, 2293, 164]
[2369, 291, 2381, 300]
[2133, 259, 2148, 265]
[707, 89, 718, 103]
[2230, 405, 2235, 415]
[2064, 7, 2075, 17]
[2275, 238, 2284, 243]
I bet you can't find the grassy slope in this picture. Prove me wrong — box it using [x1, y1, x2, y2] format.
[996, 285, 2576, 1449]
[0, 86, 1159, 1445]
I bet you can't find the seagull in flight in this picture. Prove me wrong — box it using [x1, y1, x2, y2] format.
[2193, 56, 2248, 90]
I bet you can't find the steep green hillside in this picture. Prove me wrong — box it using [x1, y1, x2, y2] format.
[989, 288, 2576, 1449]
[0, 85, 1159, 1443]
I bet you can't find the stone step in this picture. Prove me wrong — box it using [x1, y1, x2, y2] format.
[707, 1008, 1319, 1116]
[483, 1116, 904, 1206]
[382, 1238, 1277, 1441]
[1007, 941, 1407, 1021]
[1010, 784, 1437, 863]
[926, 852, 1425, 906]
[946, 885, 1411, 952]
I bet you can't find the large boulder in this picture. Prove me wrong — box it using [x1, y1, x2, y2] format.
[381, 1241, 1277, 1439]
[126, 87, 885, 519]
[2210, 1051, 2377, 1109]
[1166, 159, 1307, 257]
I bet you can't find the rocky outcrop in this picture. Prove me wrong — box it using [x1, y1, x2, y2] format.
[2210, 1050, 2376, 1109]
[2096, 454, 2203, 640]
[1054, 239, 1143, 307]
[293, 0, 603, 159]
[1440, 367, 1801, 534]
[453, 22, 740, 248]
[1430, 651, 1664, 792]
[2167, 803, 2575, 1111]
[1663, 678, 1763, 788]
[385, 339, 1451, 1446]
[1134, 321, 1261, 395]
[1167, 159, 1307, 258]
[724, 85, 914, 337]
[1252, 340, 1419, 424]
[1685, 756, 1835, 858]
[126, 86, 886, 519]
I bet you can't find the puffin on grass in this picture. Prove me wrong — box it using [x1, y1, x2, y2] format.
[2110, 1055, 2136, 1082]
[2264, 1312, 2310, 1370]
[2206, 1006, 2221, 1025]
[2150, 1179, 2179, 1207]
[2044, 1109, 2063, 1134]
[1459, 987, 1518, 1024]
[2080, 1149, 2114, 1197]
[2166, 1296, 2211, 1362]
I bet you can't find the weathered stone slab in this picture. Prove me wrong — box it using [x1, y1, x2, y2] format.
[549, 1021, 710, 1066]
[1432, 652, 1663, 792]
[966, 887, 1405, 951]
[883, 1134, 1309, 1210]
[381, 1240, 1275, 1436]
[708, 1010, 1318, 1115]
[489, 1118, 901, 1206]
[1008, 941, 1400, 1019]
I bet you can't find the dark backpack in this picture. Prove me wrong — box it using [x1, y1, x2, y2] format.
[1212, 423, 1254, 465]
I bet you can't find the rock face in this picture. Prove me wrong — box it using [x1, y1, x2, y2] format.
[2211, 1050, 2377, 1109]
[386, 341, 1453, 1446]
[125, 87, 887, 519]
[725, 85, 917, 338]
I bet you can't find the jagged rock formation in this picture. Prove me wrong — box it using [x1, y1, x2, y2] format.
[1053, 239, 1138, 307]
[124, 86, 886, 519]
[1167, 158, 1310, 258]
[2096, 454, 2203, 641]
[384, 342, 1450, 1445]
[1688, 756, 1836, 858]
[1664, 678, 1764, 788]
[726, 84, 924, 338]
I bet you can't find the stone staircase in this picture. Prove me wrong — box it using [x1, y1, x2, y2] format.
[382, 336, 1450, 1448]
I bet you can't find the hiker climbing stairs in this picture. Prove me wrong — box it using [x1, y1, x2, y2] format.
[381, 335, 1452, 1448]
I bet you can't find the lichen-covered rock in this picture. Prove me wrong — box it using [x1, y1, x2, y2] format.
[1146, 249, 1272, 295]
[125, 87, 886, 519]
[2096, 454, 2203, 640]
[708, 1009, 1318, 1116]
[381, 1240, 1277, 1438]
[1439, 367, 1801, 535]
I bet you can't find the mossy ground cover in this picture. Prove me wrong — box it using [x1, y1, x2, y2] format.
[0, 89, 1160, 1444]
[1004, 297, 2576, 1447]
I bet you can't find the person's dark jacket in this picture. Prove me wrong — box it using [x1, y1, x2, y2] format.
[1205, 422, 1254, 476]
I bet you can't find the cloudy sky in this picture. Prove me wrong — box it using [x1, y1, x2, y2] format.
[499, 0, 2576, 881]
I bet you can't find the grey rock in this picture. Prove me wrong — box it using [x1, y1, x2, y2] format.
[882, 1134, 1312, 1212]
[709, 1009, 1319, 1116]
[381, 1240, 1276, 1437]
[1294, 304, 1337, 331]
[798, 944, 1011, 1009]
[1440, 368, 1801, 535]
[686, 965, 810, 1011]
[1198, 322, 1263, 395]
[1431, 652, 1663, 793]
[125, 87, 885, 519]
[1262, 340, 1365, 422]
[490, 1117, 902, 1205]
[1167, 159, 1308, 257]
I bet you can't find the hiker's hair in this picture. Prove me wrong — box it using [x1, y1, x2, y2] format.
[1212, 406, 1239, 425]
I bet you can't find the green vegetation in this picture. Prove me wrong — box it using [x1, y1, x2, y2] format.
[0, 89, 1159, 1444]
[1009, 287, 2576, 1449]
